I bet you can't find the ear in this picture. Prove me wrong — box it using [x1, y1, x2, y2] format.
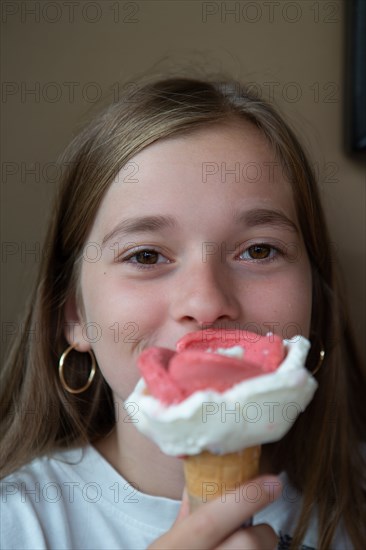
[63, 293, 91, 353]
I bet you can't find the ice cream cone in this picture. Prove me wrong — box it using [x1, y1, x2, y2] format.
[183, 445, 261, 511]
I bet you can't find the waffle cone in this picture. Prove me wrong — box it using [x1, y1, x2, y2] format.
[183, 446, 261, 511]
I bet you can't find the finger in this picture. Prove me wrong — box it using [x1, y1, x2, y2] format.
[150, 475, 281, 550]
[216, 523, 279, 550]
[190, 476, 281, 548]
[174, 488, 190, 524]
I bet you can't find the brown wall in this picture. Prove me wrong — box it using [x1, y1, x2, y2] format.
[1, 0, 365, 361]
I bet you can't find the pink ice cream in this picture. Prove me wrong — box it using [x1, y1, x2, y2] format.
[128, 329, 317, 456]
[138, 330, 285, 404]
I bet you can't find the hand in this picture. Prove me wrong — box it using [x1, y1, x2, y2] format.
[149, 475, 281, 549]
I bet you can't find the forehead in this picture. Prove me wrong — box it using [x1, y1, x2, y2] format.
[133, 121, 276, 177]
[92, 122, 296, 235]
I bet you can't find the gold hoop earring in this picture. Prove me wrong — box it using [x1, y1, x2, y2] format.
[311, 348, 325, 375]
[59, 344, 96, 394]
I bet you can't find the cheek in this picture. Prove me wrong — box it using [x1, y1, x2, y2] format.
[85, 316, 142, 402]
[79, 272, 169, 399]
[240, 266, 312, 339]
[275, 263, 312, 338]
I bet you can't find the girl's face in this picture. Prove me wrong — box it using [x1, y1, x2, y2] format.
[66, 122, 312, 401]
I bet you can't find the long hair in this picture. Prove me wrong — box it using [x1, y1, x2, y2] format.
[1, 77, 365, 548]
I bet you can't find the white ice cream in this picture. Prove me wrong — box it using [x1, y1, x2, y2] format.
[126, 336, 317, 456]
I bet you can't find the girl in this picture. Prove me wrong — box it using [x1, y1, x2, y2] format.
[1, 77, 365, 549]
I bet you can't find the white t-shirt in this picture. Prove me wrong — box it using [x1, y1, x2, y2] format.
[0, 445, 351, 549]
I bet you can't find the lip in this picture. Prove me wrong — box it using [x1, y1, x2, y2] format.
[175, 328, 274, 352]
[154, 328, 258, 353]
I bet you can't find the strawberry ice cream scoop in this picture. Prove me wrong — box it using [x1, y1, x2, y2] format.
[138, 331, 285, 404]
[127, 330, 318, 456]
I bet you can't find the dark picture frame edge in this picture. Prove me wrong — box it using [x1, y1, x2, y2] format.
[345, 0, 366, 157]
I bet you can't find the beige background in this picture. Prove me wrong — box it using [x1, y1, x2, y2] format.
[1, 0, 365, 362]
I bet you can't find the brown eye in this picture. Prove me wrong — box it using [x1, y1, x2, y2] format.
[237, 243, 281, 263]
[135, 250, 159, 264]
[247, 245, 271, 259]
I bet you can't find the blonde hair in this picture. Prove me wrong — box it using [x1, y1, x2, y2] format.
[1, 77, 365, 548]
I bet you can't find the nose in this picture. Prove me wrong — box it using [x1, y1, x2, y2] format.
[170, 260, 241, 327]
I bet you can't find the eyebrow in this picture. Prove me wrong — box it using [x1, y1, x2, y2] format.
[234, 208, 299, 233]
[102, 215, 177, 248]
[102, 208, 298, 248]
